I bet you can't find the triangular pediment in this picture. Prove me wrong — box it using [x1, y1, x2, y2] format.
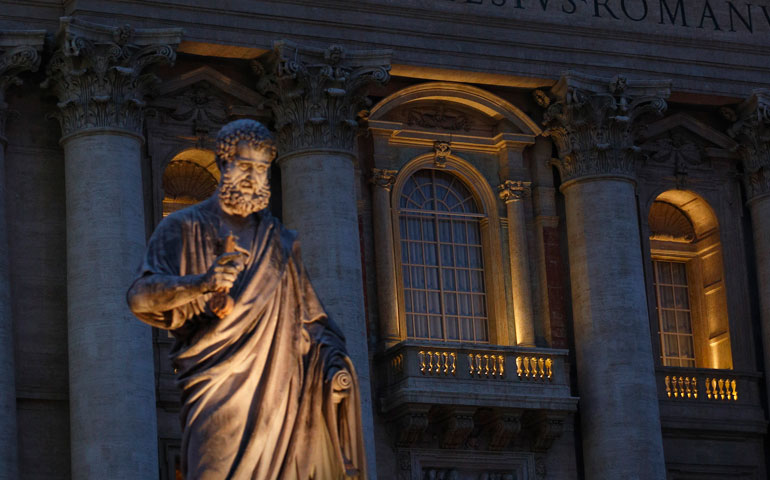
[153, 66, 264, 108]
[640, 113, 737, 152]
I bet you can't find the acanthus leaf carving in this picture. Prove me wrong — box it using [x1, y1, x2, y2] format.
[256, 40, 391, 154]
[541, 72, 670, 184]
[42, 17, 181, 138]
[0, 31, 45, 140]
[370, 168, 398, 191]
[727, 89, 770, 201]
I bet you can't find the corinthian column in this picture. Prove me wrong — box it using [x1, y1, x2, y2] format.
[728, 90, 770, 402]
[43, 18, 181, 479]
[498, 180, 536, 346]
[0, 31, 44, 480]
[541, 72, 670, 479]
[257, 41, 391, 478]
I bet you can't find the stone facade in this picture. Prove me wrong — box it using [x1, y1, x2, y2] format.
[1, 2, 769, 479]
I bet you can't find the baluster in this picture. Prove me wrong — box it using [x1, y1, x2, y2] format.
[498, 355, 505, 378]
[684, 377, 691, 398]
[491, 355, 497, 377]
[692, 377, 697, 399]
[442, 352, 448, 375]
[450, 353, 457, 375]
[530, 357, 538, 379]
[731, 380, 737, 401]
[482, 354, 489, 376]
[419, 351, 426, 375]
[706, 378, 712, 399]
[515, 356, 522, 379]
[537, 358, 545, 380]
[545, 358, 552, 380]
[718, 379, 725, 400]
[665, 376, 672, 398]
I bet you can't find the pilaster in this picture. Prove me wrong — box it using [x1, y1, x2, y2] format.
[0, 30, 44, 480]
[498, 180, 536, 347]
[257, 41, 392, 479]
[43, 17, 181, 479]
[371, 168, 400, 348]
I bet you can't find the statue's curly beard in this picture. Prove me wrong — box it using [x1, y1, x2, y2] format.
[218, 178, 271, 217]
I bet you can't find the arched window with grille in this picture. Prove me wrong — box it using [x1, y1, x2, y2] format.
[398, 169, 489, 343]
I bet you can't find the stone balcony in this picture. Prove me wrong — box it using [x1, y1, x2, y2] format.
[377, 341, 578, 451]
[656, 367, 767, 436]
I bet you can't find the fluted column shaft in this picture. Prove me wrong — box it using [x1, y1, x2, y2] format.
[259, 40, 392, 479]
[0, 33, 44, 480]
[44, 18, 180, 479]
[542, 72, 670, 479]
[729, 90, 770, 401]
[371, 169, 400, 348]
[499, 181, 535, 346]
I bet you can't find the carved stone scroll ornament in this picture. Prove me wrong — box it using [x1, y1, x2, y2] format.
[0, 31, 44, 142]
[41, 17, 181, 138]
[726, 90, 770, 201]
[539, 72, 670, 184]
[498, 180, 531, 203]
[254, 41, 392, 154]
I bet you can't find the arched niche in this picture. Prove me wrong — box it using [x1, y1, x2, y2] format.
[647, 189, 732, 370]
[162, 148, 219, 217]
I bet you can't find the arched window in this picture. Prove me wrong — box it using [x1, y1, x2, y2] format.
[648, 190, 732, 369]
[398, 169, 488, 343]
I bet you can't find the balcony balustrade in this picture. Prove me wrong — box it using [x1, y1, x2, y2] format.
[377, 341, 577, 451]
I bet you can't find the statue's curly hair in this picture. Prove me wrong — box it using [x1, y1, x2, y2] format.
[215, 119, 277, 170]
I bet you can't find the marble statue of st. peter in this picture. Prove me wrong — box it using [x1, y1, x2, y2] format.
[127, 119, 366, 480]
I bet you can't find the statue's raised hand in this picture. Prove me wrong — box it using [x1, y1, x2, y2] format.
[203, 252, 248, 293]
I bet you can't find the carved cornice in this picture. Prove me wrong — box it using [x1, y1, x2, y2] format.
[0, 30, 45, 142]
[498, 180, 532, 203]
[539, 71, 670, 185]
[726, 90, 770, 201]
[370, 168, 397, 191]
[255, 40, 391, 155]
[42, 17, 182, 139]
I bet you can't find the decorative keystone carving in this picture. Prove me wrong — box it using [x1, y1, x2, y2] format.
[725, 90, 770, 201]
[475, 409, 522, 451]
[541, 71, 670, 184]
[42, 17, 181, 138]
[255, 40, 391, 154]
[433, 141, 451, 167]
[498, 180, 531, 203]
[395, 412, 429, 447]
[370, 168, 398, 191]
[0, 30, 45, 141]
[526, 411, 566, 452]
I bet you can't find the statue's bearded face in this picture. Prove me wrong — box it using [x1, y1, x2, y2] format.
[218, 142, 273, 217]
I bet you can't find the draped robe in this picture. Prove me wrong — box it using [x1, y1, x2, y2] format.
[131, 199, 366, 480]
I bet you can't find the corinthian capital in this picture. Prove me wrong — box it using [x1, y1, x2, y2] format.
[0, 30, 45, 142]
[540, 71, 670, 184]
[726, 90, 770, 201]
[42, 17, 182, 139]
[255, 41, 391, 155]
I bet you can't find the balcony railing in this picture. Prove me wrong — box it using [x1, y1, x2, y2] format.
[377, 341, 578, 451]
[655, 366, 766, 436]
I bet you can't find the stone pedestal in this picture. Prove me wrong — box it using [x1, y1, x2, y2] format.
[43, 18, 180, 479]
[729, 90, 770, 403]
[0, 32, 44, 479]
[258, 40, 391, 478]
[499, 180, 535, 346]
[543, 72, 670, 479]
